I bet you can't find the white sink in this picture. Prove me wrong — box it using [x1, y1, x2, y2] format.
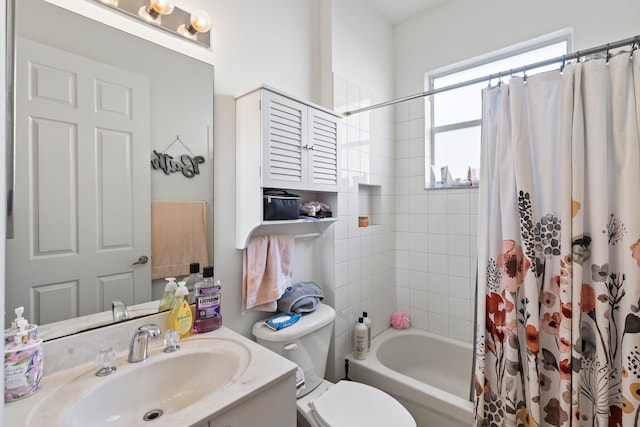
[25, 336, 252, 427]
[68, 351, 239, 426]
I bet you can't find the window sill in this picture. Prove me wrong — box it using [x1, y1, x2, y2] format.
[426, 184, 479, 191]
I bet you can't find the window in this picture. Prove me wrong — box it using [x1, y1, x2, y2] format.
[425, 31, 571, 188]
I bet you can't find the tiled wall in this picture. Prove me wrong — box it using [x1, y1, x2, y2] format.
[327, 78, 479, 380]
[328, 75, 396, 380]
[395, 99, 478, 343]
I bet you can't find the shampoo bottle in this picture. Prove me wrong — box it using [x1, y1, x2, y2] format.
[169, 281, 193, 338]
[182, 262, 202, 305]
[353, 317, 368, 360]
[193, 266, 222, 334]
[362, 312, 371, 351]
[158, 277, 178, 312]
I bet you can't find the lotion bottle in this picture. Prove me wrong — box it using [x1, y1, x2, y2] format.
[158, 277, 177, 312]
[353, 317, 368, 360]
[169, 281, 193, 338]
[362, 312, 372, 351]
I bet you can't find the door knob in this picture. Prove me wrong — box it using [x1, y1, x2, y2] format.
[133, 255, 149, 265]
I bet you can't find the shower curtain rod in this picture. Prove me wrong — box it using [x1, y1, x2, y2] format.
[344, 34, 640, 117]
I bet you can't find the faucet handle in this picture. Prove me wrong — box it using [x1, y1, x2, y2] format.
[95, 346, 117, 377]
[138, 323, 161, 338]
[163, 329, 180, 353]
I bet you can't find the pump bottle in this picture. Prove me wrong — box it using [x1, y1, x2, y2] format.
[169, 281, 193, 338]
[353, 317, 368, 360]
[158, 277, 178, 312]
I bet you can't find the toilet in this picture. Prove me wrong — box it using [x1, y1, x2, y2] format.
[252, 303, 416, 427]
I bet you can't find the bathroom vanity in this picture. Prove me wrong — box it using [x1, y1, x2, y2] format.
[4, 312, 297, 427]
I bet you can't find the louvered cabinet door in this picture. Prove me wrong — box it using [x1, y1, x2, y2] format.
[307, 107, 338, 191]
[261, 90, 307, 190]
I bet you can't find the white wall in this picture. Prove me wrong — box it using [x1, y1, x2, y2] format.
[210, 0, 323, 339]
[395, 0, 640, 97]
[393, 0, 640, 342]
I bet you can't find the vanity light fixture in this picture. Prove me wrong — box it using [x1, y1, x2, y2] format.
[138, 0, 174, 24]
[91, 0, 212, 47]
[177, 10, 211, 41]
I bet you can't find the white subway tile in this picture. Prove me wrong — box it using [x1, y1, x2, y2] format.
[428, 312, 448, 335]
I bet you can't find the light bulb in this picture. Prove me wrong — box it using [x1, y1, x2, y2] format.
[177, 10, 211, 40]
[189, 10, 211, 33]
[138, 0, 174, 23]
[150, 0, 174, 15]
[99, 0, 119, 6]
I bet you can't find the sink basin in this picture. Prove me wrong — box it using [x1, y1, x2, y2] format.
[67, 351, 238, 426]
[25, 336, 252, 427]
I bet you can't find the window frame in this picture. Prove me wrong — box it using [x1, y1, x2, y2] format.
[424, 29, 573, 189]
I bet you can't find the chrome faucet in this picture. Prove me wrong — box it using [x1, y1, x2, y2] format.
[112, 300, 129, 323]
[128, 324, 161, 363]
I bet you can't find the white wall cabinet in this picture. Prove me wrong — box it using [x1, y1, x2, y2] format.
[235, 86, 341, 249]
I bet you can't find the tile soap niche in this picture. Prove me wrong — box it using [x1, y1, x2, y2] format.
[358, 184, 381, 228]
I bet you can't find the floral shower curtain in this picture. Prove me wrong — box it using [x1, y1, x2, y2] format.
[475, 50, 640, 426]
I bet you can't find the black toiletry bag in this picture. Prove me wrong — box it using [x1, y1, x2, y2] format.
[263, 189, 301, 220]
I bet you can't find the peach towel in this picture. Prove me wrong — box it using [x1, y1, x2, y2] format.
[151, 201, 209, 279]
[242, 235, 294, 312]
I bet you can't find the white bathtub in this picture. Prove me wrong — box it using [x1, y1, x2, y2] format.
[347, 327, 474, 427]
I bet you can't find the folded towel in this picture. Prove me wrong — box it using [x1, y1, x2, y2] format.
[277, 281, 324, 314]
[242, 235, 294, 312]
[151, 201, 208, 279]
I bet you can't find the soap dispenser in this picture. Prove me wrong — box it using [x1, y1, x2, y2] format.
[4, 306, 38, 345]
[158, 277, 178, 312]
[169, 281, 193, 338]
[4, 319, 43, 402]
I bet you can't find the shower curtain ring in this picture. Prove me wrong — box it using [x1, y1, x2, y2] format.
[560, 55, 566, 73]
[631, 37, 639, 58]
[488, 74, 492, 88]
[523, 66, 527, 83]
[606, 43, 611, 64]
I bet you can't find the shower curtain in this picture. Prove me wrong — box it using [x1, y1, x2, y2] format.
[475, 51, 640, 426]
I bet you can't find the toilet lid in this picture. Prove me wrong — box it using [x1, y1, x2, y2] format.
[310, 381, 416, 427]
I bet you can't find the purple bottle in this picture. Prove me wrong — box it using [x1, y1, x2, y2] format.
[193, 266, 222, 333]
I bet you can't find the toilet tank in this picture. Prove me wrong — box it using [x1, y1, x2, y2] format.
[252, 304, 335, 397]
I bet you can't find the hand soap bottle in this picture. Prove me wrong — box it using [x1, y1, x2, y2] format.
[193, 266, 222, 334]
[4, 306, 38, 345]
[169, 281, 193, 338]
[4, 319, 43, 402]
[158, 277, 178, 312]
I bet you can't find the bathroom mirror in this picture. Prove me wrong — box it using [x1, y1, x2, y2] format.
[5, 0, 214, 340]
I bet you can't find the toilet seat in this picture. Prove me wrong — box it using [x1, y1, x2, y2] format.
[309, 380, 416, 427]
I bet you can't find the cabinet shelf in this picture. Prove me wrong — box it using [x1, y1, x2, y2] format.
[237, 218, 338, 249]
